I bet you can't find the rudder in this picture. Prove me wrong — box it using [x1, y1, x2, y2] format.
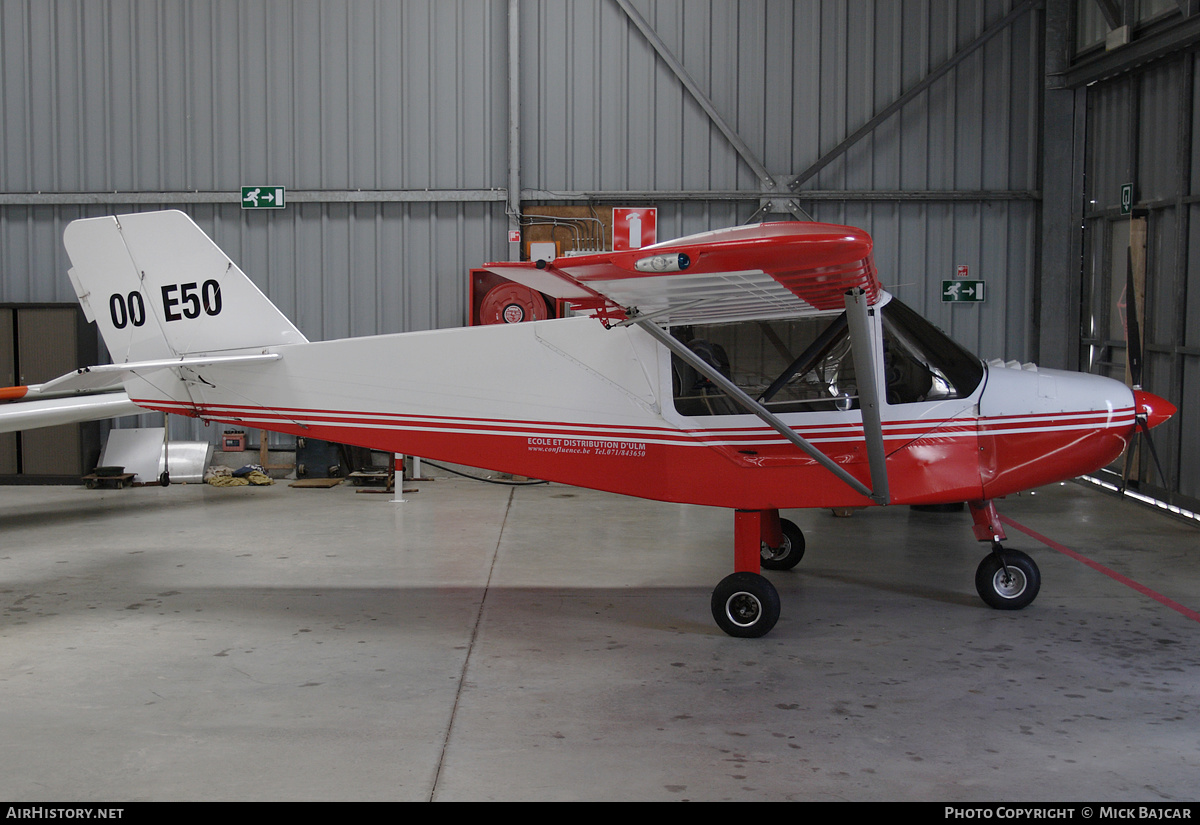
[64, 210, 308, 364]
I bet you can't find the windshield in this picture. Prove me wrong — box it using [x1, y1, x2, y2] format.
[880, 297, 984, 404]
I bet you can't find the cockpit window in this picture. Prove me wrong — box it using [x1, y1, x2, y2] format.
[880, 297, 984, 404]
[669, 296, 983, 416]
[671, 314, 858, 415]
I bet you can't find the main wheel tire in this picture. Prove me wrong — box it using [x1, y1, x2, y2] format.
[975, 549, 1041, 610]
[711, 572, 781, 638]
[761, 518, 806, 571]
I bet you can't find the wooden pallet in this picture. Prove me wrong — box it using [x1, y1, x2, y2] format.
[82, 472, 136, 490]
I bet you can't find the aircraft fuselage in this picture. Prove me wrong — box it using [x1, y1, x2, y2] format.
[125, 310, 1144, 512]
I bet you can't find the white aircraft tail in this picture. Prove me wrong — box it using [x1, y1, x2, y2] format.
[63, 210, 308, 364]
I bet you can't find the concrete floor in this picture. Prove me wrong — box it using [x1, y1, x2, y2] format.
[0, 473, 1197, 801]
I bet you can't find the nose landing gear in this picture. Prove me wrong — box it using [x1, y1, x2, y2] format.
[969, 500, 1041, 610]
[975, 543, 1041, 610]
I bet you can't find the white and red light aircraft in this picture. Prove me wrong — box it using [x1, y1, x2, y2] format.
[7, 210, 1176, 637]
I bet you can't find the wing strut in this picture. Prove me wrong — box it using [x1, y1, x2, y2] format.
[844, 288, 890, 505]
[630, 311, 881, 502]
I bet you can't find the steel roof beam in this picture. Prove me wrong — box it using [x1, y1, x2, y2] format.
[788, 0, 1038, 192]
[613, 0, 775, 192]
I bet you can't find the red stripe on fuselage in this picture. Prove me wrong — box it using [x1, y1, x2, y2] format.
[139, 399, 1135, 510]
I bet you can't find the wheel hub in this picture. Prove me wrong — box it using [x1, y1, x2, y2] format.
[724, 591, 763, 627]
[992, 566, 1028, 599]
[760, 536, 790, 562]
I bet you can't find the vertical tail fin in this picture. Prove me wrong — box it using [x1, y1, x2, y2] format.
[63, 210, 307, 364]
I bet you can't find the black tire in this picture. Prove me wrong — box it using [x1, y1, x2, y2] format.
[975, 549, 1041, 610]
[761, 518, 806, 571]
[159, 471, 170, 487]
[711, 572, 781, 638]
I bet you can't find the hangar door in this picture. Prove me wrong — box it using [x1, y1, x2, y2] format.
[1079, 54, 1198, 513]
[0, 305, 101, 481]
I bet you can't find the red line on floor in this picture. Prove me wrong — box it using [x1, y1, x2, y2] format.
[998, 514, 1200, 624]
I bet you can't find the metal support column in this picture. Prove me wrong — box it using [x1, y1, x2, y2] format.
[613, 0, 774, 191]
[507, 0, 522, 261]
[789, 0, 1037, 191]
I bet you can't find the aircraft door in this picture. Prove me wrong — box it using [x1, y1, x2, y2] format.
[875, 297, 987, 502]
[665, 312, 867, 471]
[669, 314, 861, 418]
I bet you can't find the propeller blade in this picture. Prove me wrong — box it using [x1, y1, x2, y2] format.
[1125, 246, 1143, 389]
[1137, 416, 1169, 487]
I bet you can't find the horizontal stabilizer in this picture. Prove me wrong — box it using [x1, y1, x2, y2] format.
[36, 353, 283, 398]
[0, 392, 144, 434]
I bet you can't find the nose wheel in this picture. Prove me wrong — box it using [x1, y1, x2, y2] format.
[968, 500, 1041, 610]
[975, 545, 1041, 610]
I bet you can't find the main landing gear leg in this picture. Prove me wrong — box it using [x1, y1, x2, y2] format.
[968, 500, 1041, 610]
[710, 510, 792, 638]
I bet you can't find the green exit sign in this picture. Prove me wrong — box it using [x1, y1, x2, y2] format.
[942, 280, 985, 303]
[241, 186, 286, 209]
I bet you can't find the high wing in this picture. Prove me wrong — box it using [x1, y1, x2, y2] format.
[489, 221, 889, 505]
[481, 221, 880, 324]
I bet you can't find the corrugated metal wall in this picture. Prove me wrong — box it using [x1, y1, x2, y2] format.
[1, 1, 507, 195]
[1079, 48, 1199, 510]
[1, 0, 1043, 442]
[519, 0, 1041, 363]
[0, 0, 510, 338]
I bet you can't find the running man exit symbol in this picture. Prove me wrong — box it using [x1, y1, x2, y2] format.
[241, 186, 286, 209]
[942, 280, 985, 303]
